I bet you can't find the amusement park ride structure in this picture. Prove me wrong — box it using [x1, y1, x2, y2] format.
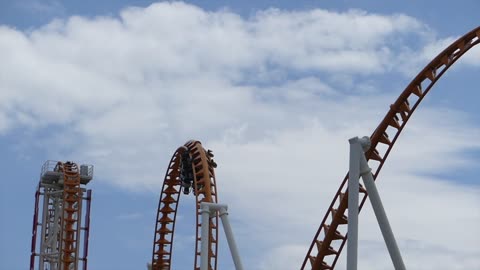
[30, 161, 93, 270]
[149, 26, 479, 270]
[300, 25, 479, 270]
[30, 26, 479, 270]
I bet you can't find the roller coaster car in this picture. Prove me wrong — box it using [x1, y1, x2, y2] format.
[180, 152, 194, 195]
[207, 149, 217, 168]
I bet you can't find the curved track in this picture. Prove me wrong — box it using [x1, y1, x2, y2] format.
[301, 26, 480, 270]
[151, 140, 219, 270]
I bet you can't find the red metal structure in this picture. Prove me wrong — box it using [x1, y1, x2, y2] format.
[301, 26, 480, 269]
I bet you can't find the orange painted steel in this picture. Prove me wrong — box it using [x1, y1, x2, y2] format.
[302, 26, 480, 270]
[152, 140, 219, 270]
[60, 162, 83, 270]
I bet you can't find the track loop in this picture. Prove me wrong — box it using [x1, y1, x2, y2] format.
[152, 140, 219, 270]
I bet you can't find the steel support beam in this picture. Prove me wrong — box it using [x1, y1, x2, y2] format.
[348, 136, 407, 270]
[347, 137, 363, 270]
[359, 150, 406, 270]
[200, 202, 244, 270]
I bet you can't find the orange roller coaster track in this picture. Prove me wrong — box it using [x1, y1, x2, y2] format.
[60, 162, 82, 270]
[301, 26, 480, 270]
[151, 140, 219, 270]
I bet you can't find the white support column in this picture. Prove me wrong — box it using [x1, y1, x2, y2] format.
[200, 202, 244, 270]
[200, 203, 212, 270]
[358, 150, 406, 270]
[39, 188, 49, 270]
[348, 136, 407, 270]
[218, 207, 244, 270]
[347, 137, 362, 270]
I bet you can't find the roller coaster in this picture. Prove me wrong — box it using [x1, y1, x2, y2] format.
[30, 161, 93, 270]
[149, 26, 480, 270]
[30, 26, 479, 270]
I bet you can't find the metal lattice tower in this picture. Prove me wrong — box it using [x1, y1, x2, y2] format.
[30, 161, 93, 270]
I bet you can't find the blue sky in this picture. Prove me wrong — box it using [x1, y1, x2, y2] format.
[0, 1, 479, 270]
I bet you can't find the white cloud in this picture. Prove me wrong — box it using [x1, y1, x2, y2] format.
[395, 32, 480, 76]
[208, 111, 480, 269]
[419, 36, 480, 68]
[0, 2, 479, 269]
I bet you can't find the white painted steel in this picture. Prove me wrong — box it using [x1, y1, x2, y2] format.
[347, 137, 361, 270]
[218, 207, 244, 270]
[347, 136, 407, 270]
[38, 186, 64, 270]
[200, 204, 211, 270]
[200, 202, 244, 270]
[38, 188, 49, 270]
[359, 152, 407, 270]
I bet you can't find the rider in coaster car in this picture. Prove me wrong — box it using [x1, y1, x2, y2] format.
[180, 151, 194, 195]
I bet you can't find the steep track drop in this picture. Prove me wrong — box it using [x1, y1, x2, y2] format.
[302, 26, 480, 270]
[151, 140, 219, 270]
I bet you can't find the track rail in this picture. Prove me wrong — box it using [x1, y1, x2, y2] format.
[61, 162, 82, 270]
[62, 162, 83, 270]
[301, 26, 480, 270]
[151, 140, 219, 270]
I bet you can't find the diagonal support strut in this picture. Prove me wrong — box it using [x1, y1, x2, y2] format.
[348, 136, 406, 270]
